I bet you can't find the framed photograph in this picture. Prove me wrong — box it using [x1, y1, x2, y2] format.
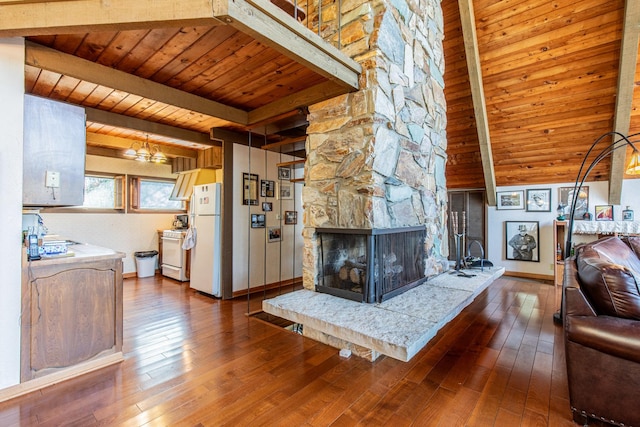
[267, 226, 282, 243]
[278, 166, 291, 181]
[260, 179, 275, 198]
[526, 188, 551, 212]
[496, 190, 524, 210]
[277, 182, 293, 200]
[505, 221, 539, 262]
[262, 202, 272, 212]
[251, 213, 265, 228]
[595, 205, 614, 221]
[284, 210, 297, 225]
[243, 173, 258, 206]
[559, 186, 589, 220]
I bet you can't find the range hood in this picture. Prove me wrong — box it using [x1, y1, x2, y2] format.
[170, 168, 218, 201]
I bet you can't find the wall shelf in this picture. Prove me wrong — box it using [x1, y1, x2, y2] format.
[276, 159, 305, 168]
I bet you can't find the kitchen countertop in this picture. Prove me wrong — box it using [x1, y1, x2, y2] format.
[23, 241, 125, 267]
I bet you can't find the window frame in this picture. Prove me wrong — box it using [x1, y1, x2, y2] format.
[42, 171, 125, 213]
[128, 174, 186, 214]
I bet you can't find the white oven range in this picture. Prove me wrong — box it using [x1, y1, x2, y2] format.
[161, 229, 190, 282]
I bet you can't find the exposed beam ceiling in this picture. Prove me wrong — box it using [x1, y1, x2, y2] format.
[85, 107, 215, 147]
[610, 0, 640, 204]
[223, 0, 360, 89]
[457, 0, 497, 205]
[25, 41, 248, 125]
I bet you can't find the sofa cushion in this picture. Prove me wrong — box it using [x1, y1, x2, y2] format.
[576, 237, 640, 320]
[622, 236, 640, 259]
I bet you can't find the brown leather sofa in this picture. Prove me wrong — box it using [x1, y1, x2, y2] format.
[563, 236, 640, 426]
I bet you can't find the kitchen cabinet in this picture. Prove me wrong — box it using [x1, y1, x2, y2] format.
[23, 94, 86, 207]
[21, 244, 124, 383]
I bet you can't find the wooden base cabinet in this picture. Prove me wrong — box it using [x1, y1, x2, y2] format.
[21, 252, 123, 382]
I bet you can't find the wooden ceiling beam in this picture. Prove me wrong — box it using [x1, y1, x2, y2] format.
[86, 132, 198, 158]
[0, 0, 224, 36]
[216, 0, 360, 91]
[26, 41, 249, 126]
[457, 0, 497, 205]
[609, 0, 640, 204]
[248, 81, 345, 126]
[85, 107, 215, 147]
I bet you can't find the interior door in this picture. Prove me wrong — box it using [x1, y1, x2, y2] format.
[448, 190, 486, 261]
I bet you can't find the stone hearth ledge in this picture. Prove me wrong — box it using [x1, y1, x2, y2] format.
[262, 266, 505, 362]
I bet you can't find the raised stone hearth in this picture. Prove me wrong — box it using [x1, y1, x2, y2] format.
[263, 266, 505, 362]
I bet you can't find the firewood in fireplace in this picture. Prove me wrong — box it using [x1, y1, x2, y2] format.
[349, 267, 366, 285]
[338, 266, 350, 281]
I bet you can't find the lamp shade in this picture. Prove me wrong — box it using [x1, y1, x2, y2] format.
[625, 151, 640, 175]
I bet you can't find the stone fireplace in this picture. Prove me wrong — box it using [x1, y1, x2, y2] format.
[301, 0, 449, 293]
[316, 226, 426, 303]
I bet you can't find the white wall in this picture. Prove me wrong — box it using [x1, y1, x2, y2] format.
[487, 179, 640, 277]
[0, 38, 25, 389]
[40, 155, 179, 274]
[232, 144, 303, 293]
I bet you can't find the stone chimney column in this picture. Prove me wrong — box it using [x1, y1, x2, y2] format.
[302, 0, 448, 290]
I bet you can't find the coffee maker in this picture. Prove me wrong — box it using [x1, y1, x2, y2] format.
[173, 214, 189, 229]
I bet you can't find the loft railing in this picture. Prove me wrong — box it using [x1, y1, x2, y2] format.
[270, 0, 345, 49]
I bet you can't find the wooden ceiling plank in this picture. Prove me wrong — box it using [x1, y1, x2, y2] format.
[85, 106, 215, 146]
[151, 26, 245, 86]
[215, 0, 360, 90]
[114, 28, 182, 74]
[610, 0, 640, 204]
[457, 0, 497, 204]
[94, 29, 152, 68]
[25, 41, 249, 125]
[0, 0, 225, 37]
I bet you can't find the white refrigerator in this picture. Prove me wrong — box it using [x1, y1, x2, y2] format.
[189, 183, 222, 297]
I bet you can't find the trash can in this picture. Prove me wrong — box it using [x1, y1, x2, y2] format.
[134, 250, 158, 278]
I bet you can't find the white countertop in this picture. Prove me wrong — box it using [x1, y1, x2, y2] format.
[25, 241, 125, 266]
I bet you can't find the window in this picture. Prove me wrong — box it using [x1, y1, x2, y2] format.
[83, 174, 124, 209]
[129, 176, 185, 212]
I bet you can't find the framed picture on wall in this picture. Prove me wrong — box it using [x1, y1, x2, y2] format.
[250, 214, 265, 228]
[267, 226, 282, 243]
[262, 202, 272, 212]
[505, 221, 539, 262]
[559, 186, 589, 220]
[277, 182, 293, 200]
[278, 166, 291, 181]
[526, 188, 551, 212]
[260, 179, 274, 197]
[284, 210, 297, 225]
[595, 205, 614, 221]
[242, 173, 258, 205]
[496, 190, 524, 210]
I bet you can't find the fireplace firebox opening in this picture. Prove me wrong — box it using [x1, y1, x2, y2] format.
[316, 226, 427, 303]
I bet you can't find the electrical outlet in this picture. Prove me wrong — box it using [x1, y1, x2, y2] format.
[276, 213, 281, 220]
[45, 170, 60, 188]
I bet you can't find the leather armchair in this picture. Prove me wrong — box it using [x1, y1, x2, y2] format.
[563, 237, 640, 426]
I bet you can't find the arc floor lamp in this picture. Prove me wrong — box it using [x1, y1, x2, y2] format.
[554, 131, 640, 324]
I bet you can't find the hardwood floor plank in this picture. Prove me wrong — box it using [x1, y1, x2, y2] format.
[0, 275, 575, 426]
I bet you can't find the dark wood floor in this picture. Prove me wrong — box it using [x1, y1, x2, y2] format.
[0, 274, 576, 426]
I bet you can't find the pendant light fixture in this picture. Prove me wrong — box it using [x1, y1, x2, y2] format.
[123, 134, 167, 163]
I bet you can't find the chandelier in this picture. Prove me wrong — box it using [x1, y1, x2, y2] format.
[123, 135, 167, 163]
